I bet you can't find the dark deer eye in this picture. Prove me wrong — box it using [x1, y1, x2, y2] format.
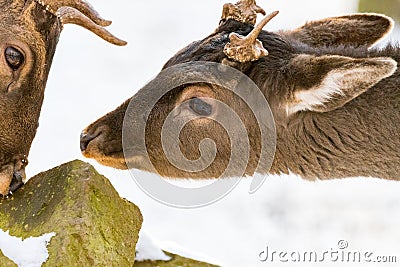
[189, 97, 212, 116]
[5, 47, 24, 70]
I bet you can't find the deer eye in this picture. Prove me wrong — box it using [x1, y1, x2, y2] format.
[5, 47, 24, 70]
[189, 97, 212, 116]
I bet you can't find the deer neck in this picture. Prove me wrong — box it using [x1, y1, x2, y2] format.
[270, 103, 400, 180]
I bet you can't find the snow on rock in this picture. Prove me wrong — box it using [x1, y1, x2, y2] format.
[0, 230, 55, 267]
[0, 161, 142, 266]
[135, 230, 171, 262]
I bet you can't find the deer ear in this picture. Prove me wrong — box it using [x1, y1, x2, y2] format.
[285, 14, 394, 48]
[286, 55, 397, 115]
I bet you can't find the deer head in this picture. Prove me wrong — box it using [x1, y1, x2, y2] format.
[81, 0, 399, 180]
[0, 0, 125, 195]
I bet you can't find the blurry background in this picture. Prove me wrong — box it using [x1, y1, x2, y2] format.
[27, 0, 400, 266]
[360, 0, 400, 22]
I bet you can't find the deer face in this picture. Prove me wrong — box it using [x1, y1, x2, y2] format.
[0, 0, 61, 195]
[82, 78, 266, 178]
[81, 1, 397, 179]
[81, 19, 271, 177]
[0, 0, 125, 195]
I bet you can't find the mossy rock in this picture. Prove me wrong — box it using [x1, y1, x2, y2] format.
[134, 251, 219, 267]
[0, 160, 142, 266]
[0, 250, 17, 267]
[359, 0, 400, 20]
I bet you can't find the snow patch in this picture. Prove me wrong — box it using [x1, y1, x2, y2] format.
[135, 230, 171, 262]
[0, 229, 56, 267]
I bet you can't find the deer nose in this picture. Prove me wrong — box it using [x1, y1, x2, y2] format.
[80, 132, 97, 152]
[9, 169, 25, 193]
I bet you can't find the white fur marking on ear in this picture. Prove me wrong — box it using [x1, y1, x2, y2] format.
[287, 72, 345, 115]
[286, 57, 397, 116]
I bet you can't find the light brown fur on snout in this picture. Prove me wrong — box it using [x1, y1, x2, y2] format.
[0, 165, 13, 195]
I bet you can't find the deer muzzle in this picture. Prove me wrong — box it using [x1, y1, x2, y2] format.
[0, 157, 27, 196]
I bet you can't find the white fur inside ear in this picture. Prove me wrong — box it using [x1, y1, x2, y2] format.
[287, 71, 346, 115]
[286, 57, 397, 115]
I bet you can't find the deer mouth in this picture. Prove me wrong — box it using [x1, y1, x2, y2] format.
[80, 129, 152, 170]
[80, 127, 128, 169]
[94, 153, 129, 170]
[82, 144, 128, 170]
[9, 169, 25, 193]
[0, 158, 27, 196]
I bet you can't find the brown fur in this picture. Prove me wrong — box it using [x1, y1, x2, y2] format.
[81, 14, 400, 180]
[0, 1, 61, 195]
[284, 13, 394, 48]
[0, 0, 121, 195]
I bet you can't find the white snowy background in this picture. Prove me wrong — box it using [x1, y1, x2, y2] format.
[2, 0, 400, 266]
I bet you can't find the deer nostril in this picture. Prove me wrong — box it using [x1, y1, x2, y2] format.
[80, 132, 98, 152]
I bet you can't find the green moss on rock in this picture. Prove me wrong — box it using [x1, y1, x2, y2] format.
[0, 160, 142, 266]
[0, 250, 17, 267]
[134, 251, 219, 267]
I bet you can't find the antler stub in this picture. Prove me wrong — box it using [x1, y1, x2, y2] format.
[224, 11, 279, 63]
[221, 0, 266, 25]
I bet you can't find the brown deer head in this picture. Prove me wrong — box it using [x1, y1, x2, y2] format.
[81, 0, 399, 181]
[0, 0, 125, 195]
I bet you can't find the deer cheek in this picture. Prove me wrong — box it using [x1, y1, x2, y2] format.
[0, 51, 13, 92]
